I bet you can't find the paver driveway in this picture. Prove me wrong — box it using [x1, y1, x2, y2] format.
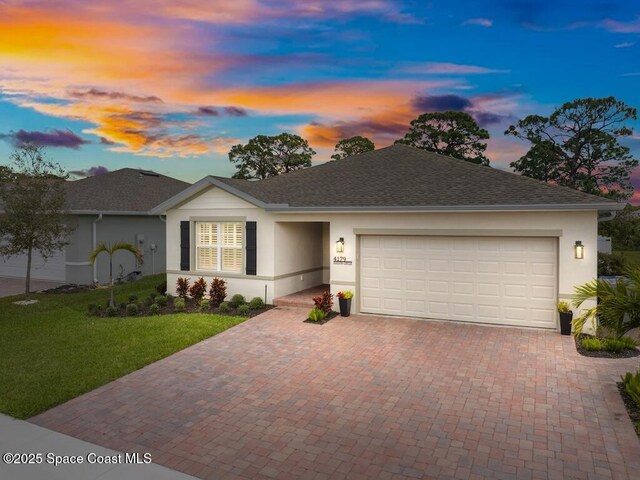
[31, 308, 640, 480]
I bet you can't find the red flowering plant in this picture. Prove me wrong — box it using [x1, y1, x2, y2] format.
[312, 291, 333, 314]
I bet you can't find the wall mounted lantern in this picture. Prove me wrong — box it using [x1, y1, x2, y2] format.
[336, 237, 345, 253]
[574, 241, 584, 259]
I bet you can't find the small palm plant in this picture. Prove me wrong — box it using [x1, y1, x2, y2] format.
[572, 267, 640, 339]
[89, 242, 143, 308]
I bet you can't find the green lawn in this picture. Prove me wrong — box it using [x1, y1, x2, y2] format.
[0, 274, 247, 419]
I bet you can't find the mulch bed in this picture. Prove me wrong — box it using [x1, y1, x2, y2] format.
[574, 334, 640, 359]
[618, 382, 640, 439]
[304, 311, 340, 325]
[41, 284, 96, 294]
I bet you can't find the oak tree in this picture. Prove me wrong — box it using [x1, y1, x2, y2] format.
[0, 144, 73, 300]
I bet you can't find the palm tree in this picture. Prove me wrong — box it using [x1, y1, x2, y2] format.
[572, 266, 640, 339]
[89, 242, 143, 308]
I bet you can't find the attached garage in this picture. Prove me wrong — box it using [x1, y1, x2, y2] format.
[0, 249, 66, 281]
[360, 235, 558, 329]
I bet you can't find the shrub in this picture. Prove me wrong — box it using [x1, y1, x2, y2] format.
[156, 295, 168, 307]
[557, 301, 571, 313]
[581, 337, 603, 351]
[622, 369, 640, 407]
[189, 277, 207, 302]
[149, 303, 160, 315]
[238, 304, 250, 316]
[313, 291, 333, 314]
[156, 281, 167, 295]
[149, 292, 157, 300]
[199, 299, 210, 312]
[144, 296, 154, 306]
[128, 294, 138, 303]
[308, 307, 327, 322]
[118, 303, 127, 310]
[106, 306, 118, 317]
[208, 278, 227, 306]
[176, 277, 190, 298]
[604, 338, 625, 353]
[598, 252, 627, 277]
[219, 301, 231, 313]
[230, 294, 246, 307]
[126, 303, 139, 316]
[620, 336, 638, 350]
[248, 297, 265, 310]
[573, 267, 640, 339]
[174, 298, 186, 312]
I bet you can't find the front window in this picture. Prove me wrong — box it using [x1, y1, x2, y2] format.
[196, 222, 243, 272]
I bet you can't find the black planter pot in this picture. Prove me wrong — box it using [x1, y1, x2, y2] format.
[339, 298, 352, 317]
[559, 311, 573, 335]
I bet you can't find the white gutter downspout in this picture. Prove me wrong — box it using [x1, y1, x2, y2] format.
[92, 214, 103, 283]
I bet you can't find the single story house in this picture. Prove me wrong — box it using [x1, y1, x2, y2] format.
[152, 144, 622, 330]
[1, 169, 189, 284]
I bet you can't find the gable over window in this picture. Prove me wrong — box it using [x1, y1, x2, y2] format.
[196, 221, 243, 272]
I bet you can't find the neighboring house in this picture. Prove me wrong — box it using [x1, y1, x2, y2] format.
[152, 144, 622, 330]
[0, 169, 189, 284]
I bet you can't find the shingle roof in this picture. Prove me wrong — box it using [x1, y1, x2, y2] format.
[65, 168, 190, 213]
[210, 144, 619, 210]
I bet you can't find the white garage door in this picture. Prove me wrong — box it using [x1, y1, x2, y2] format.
[0, 249, 66, 281]
[360, 236, 558, 329]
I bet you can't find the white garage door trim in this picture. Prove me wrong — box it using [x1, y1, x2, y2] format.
[0, 249, 66, 281]
[359, 235, 558, 329]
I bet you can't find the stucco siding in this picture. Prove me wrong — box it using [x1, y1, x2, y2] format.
[66, 215, 168, 284]
[165, 194, 599, 327]
[177, 186, 259, 210]
[166, 186, 276, 300]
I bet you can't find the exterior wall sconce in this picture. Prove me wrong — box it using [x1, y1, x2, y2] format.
[336, 237, 345, 253]
[574, 241, 584, 259]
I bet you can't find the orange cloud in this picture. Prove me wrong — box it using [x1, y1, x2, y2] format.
[301, 105, 415, 147]
[210, 80, 454, 118]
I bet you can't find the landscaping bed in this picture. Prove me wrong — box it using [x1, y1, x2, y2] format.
[304, 311, 339, 325]
[88, 276, 271, 319]
[41, 284, 96, 294]
[574, 334, 640, 359]
[618, 382, 640, 439]
[88, 293, 272, 319]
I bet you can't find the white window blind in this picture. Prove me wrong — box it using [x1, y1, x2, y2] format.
[196, 222, 243, 272]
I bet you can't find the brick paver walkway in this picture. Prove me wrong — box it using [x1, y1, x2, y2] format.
[31, 308, 640, 480]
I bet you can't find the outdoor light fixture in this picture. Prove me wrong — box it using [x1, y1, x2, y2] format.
[336, 237, 345, 253]
[574, 241, 584, 259]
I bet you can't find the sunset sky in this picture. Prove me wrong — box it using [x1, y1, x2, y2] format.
[0, 0, 639, 201]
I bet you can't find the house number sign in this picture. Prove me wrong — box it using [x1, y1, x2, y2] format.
[333, 256, 352, 265]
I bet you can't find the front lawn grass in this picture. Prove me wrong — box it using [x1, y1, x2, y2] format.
[0, 274, 247, 419]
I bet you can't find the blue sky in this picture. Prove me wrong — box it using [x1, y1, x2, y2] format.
[0, 0, 638, 199]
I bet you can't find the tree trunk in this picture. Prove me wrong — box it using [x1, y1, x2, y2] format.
[25, 245, 32, 301]
[108, 254, 114, 308]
